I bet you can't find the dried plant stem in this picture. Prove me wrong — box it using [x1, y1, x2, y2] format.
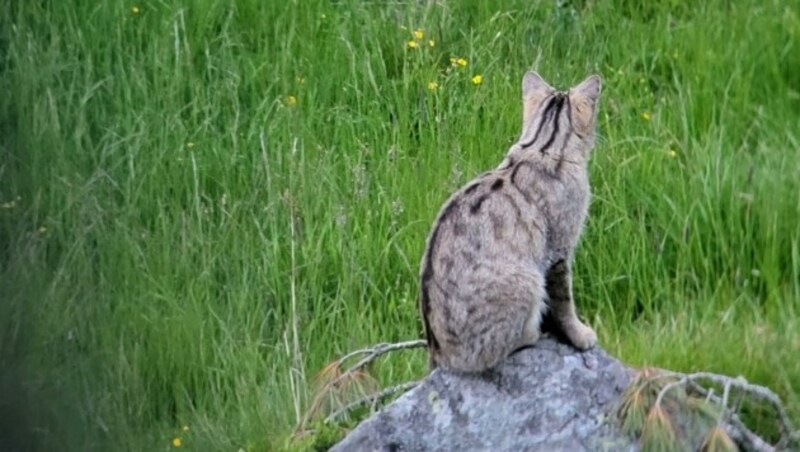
[288, 144, 306, 426]
[651, 369, 797, 450]
[325, 380, 421, 423]
[297, 339, 427, 431]
[327, 339, 426, 390]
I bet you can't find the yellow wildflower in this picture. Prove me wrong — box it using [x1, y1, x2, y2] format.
[667, 149, 677, 158]
[456, 58, 467, 68]
[427, 81, 439, 91]
[428, 40, 435, 48]
[285, 95, 297, 106]
[407, 40, 418, 49]
[641, 112, 651, 121]
[413, 29, 424, 40]
[172, 437, 182, 448]
[471, 75, 483, 85]
[131, 5, 140, 15]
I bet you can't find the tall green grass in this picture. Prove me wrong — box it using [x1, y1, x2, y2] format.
[1, 0, 798, 450]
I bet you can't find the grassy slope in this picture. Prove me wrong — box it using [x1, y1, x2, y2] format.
[0, 0, 798, 450]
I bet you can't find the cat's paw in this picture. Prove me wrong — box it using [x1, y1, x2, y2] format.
[566, 321, 597, 350]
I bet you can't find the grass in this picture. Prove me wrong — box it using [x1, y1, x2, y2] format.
[0, 0, 798, 450]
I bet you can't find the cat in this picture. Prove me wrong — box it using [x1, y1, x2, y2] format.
[419, 71, 601, 372]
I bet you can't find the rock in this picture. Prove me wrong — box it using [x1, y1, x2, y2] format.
[332, 336, 638, 451]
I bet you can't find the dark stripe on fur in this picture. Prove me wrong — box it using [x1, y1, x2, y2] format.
[510, 161, 533, 193]
[520, 95, 557, 149]
[470, 194, 489, 214]
[420, 289, 440, 350]
[491, 179, 504, 191]
[500, 192, 523, 219]
[464, 182, 480, 195]
[554, 94, 574, 173]
[539, 95, 566, 155]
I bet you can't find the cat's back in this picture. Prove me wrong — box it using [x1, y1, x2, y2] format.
[422, 170, 546, 286]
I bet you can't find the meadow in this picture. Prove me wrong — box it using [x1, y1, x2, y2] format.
[1, 0, 798, 450]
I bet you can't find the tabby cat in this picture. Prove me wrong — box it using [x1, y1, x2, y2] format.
[419, 71, 602, 372]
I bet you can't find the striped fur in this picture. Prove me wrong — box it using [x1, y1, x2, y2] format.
[419, 72, 601, 373]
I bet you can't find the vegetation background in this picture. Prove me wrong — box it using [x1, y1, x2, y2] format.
[1, 0, 798, 450]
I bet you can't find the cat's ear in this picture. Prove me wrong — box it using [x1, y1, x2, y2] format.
[571, 74, 601, 102]
[521, 71, 555, 125]
[522, 71, 554, 96]
[569, 74, 602, 136]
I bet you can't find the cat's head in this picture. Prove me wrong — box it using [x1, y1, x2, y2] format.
[506, 72, 602, 168]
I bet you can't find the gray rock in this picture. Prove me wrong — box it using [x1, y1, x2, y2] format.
[332, 336, 638, 452]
